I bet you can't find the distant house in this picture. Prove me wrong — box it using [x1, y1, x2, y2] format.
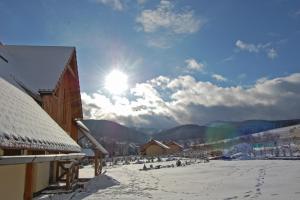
[0, 44, 108, 199]
[128, 143, 139, 155]
[164, 141, 184, 154]
[140, 139, 170, 156]
[100, 142, 139, 156]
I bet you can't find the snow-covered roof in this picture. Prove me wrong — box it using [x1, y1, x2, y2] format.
[164, 141, 184, 149]
[142, 139, 170, 150]
[75, 120, 109, 155]
[0, 45, 74, 91]
[153, 140, 170, 149]
[0, 77, 81, 152]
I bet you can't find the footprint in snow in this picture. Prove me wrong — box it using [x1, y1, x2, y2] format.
[223, 196, 238, 200]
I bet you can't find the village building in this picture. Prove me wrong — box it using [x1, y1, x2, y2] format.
[164, 141, 184, 154]
[140, 139, 170, 156]
[0, 45, 82, 140]
[0, 77, 84, 200]
[0, 44, 108, 199]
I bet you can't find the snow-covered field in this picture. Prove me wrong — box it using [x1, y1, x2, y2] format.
[39, 160, 300, 200]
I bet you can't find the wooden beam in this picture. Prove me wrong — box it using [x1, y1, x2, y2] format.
[94, 150, 100, 176]
[49, 161, 56, 184]
[67, 64, 76, 78]
[66, 169, 71, 190]
[75, 164, 79, 179]
[24, 163, 33, 200]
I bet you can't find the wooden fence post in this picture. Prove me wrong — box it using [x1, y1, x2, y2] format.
[24, 163, 33, 200]
[95, 150, 100, 176]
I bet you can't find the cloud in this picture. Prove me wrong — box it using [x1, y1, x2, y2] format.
[93, 0, 124, 11]
[267, 48, 278, 59]
[212, 74, 227, 82]
[290, 9, 300, 18]
[235, 40, 277, 59]
[81, 73, 300, 129]
[185, 58, 204, 72]
[235, 40, 260, 53]
[149, 75, 170, 88]
[136, 0, 202, 34]
[221, 55, 235, 63]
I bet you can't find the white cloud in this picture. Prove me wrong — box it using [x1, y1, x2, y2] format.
[256, 77, 269, 85]
[235, 40, 278, 59]
[221, 55, 235, 62]
[82, 73, 300, 128]
[267, 48, 278, 59]
[149, 75, 170, 88]
[136, 0, 202, 34]
[185, 58, 204, 72]
[235, 40, 260, 53]
[93, 0, 124, 11]
[212, 74, 227, 82]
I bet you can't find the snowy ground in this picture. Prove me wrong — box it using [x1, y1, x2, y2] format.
[38, 160, 300, 200]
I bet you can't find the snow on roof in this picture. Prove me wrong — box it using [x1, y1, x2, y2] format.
[75, 120, 109, 155]
[165, 141, 184, 149]
[141, 139, 170, 150]
[0, 45, 74, 91]
[0, 77, 81, 152]
[153, 140, 170, 149]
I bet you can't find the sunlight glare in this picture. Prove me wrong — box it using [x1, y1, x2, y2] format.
[105, 70, 128, 95]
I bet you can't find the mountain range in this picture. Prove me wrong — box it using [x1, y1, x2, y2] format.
[82, 120, 150, 144]
[153, 119, 300, 143]
[82, 119, 300, 145]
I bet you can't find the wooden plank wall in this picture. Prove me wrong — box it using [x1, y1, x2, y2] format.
[41, 52, 83, 142]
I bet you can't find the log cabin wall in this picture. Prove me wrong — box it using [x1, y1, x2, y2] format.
[40, 51, 83, 141]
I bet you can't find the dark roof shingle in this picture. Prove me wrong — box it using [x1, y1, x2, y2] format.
[0, 45, 74, 91]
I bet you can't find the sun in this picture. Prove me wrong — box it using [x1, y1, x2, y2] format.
[105, 70, 128, 95]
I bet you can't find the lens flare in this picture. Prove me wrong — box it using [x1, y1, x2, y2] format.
[105, 70, 128, 95]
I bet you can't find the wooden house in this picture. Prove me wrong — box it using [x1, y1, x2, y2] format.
[0, 44, 108, 199]
[0, 77, 84, 200]
[164, 141, 184, 154]
[1, 45, 82, 141]
[140, 139, 170, 156]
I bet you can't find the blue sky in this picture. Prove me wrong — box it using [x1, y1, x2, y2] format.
[1, 0, 300, 128]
